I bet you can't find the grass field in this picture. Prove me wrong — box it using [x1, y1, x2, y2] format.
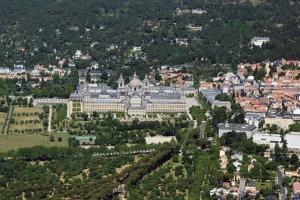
[0, 133, 69, 152]
[9, 106, 44, 133]
[13, 106, 43, 113]
[255, 181, 273, 190]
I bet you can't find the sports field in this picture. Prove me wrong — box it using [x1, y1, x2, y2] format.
[0, 133, 69, 152]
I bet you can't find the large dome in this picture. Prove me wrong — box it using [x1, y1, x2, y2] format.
[128, 73, 143, 87]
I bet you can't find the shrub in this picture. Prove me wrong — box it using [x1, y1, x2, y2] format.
[49, 134, 55, 142]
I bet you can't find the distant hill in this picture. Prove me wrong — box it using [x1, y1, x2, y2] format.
[0, 0, 299, 67]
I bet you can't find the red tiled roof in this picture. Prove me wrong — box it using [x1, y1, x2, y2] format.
[293, 181, 300, 193]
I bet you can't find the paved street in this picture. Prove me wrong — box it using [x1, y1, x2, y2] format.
[277, 167, 286, 200]
[185, 97, 201, 110]
[199, 122, 205, 138]
[238, 178, 247, 200]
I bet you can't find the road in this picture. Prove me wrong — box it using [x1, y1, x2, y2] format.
[3, 105, 13, 134]
[277, 167, 286, 200]
[238, 178, 247, 200]
[48, 106, 52, 132]
[199, 122, 205, 138]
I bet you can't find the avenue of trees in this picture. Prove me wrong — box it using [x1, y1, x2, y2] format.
[0, 145, 138, 199]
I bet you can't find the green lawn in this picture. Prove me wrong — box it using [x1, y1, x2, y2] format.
[0, 133, 69, 152]
[14, 106, 43, 113]
[255, 181, 273, 190]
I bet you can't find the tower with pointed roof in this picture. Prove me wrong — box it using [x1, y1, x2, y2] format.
[117, 74, 125, 94]
[143, 74, 150, 92]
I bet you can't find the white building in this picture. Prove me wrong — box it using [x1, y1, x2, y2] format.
[285, 132, 300, 149]
[132, 46, 142, 52]
[30, 69, 41, 76]
[175, 38, 188, 45]
[91, 61, 99, 69]
[107, 44, 118, 51]
[245, 113, 264, 127]
[252, 133, 282, 148]
[74, 50, 83, 59]
[68, 73, 191, 117]
[13, 64, 26, 74]
[251, 37, 270, 47]
[191, 9, 207, 14]
[0, 67, 11, 74]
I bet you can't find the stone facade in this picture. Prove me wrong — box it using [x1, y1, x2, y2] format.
[68, 73, 189, 117]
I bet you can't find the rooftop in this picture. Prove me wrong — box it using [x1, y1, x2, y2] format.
[217, 123, 256, 132]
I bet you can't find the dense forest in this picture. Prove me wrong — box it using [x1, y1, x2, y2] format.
[0, 0, 299, 73]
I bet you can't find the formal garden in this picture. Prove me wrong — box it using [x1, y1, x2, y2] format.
[9, 106, 46, 134]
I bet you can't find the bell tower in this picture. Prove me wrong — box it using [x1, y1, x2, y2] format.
[143, 74, 150, 92]
[117, 74, 125, 93]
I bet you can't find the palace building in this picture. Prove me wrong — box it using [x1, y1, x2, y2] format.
[67, 73, 193, 117]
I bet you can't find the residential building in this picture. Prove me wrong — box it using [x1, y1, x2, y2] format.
[132, 46, 142, 52]
[293, 181, 300, 194]
[217, 123, 257, 138]
[0, 67, 11, 74]
[175, 38, 188, 45]
[250, 37, 270, 47]
[265, 115, 294, 130]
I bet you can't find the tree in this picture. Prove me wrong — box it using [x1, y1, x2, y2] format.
[29, 98, 33, 107]
[86, 72, 91, 83]
[92, 111, 99, 118]
[49, 134, 55, 142]
[83, 113, 89, 121]
[274, 143, 281, 162]
[258, 120, 265, 128]
[174, 166, 183, 177]
[290, 154, 299, 167]
[212, 106, 227, 124]
[101, 71, 108, 81]
[282, 176, 291, 187]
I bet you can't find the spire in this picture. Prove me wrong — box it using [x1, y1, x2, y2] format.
[118, 73, 124, 82]
[133, 71, 138, 78]
[144, 74, 148, 81]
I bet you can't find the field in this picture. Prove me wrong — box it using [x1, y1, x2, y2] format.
[255, 181, 273, 190]
[13, 107, 43, 113]
[0, 112, 6, 131]
[9, 106, 44, 133]
[0, 133, 69, 152]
